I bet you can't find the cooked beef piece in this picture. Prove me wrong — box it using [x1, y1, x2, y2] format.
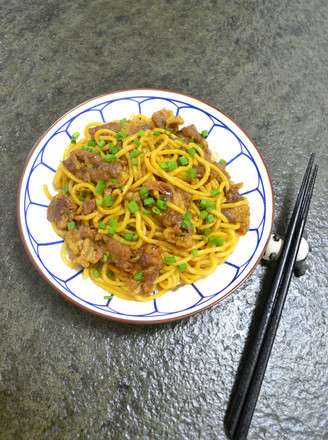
[158, 209, 183, 228]
[62, 149, 129, 187]
[89, 122, 122, 139]
[162, 223, 194, 249]
[47, 192, 77, 230]
[222, 183, 250, 235]
[144, 180, 193, 211]
[88, 119, 153, 139]
[151, 109, 184, 131]
[65, 225, 133, 269]
[127, 244, 164, 296]
[82, 199, 96, 215]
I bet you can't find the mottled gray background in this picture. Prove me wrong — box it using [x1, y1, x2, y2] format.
[1, 1, 327, 439]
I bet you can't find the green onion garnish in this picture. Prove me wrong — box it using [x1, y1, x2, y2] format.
[120, 118, 128, 124]
[107, 271, 114, 278]
[132, 160, 138, 166]
[192, 249, 198, 257]
[70, 132, 80, 144]
[143, 210, 151, 215]
[98, 140, 106, 147]
[103, 196, 114, 207]
[183, 212, 192, 221]
[164, 256, 177, 264]
[127, 200, 139, 213]
[186, 168, 197, 179]
[177, 263, 187, 272]
[107, 227, 116, 236]
[211, 189, 221, 197]
[129, 150, 142, 158]
[219, 159, 226, 164]
[143, 197, 155, 206]
[104, 154, 117, 162]
[201, 130, 208, 137]
[179, 156, 189, 166]
[138, 130, 145, 137]
[207, 214, 215, 224]
[116, 131, 127, 140]
[203, 228, 211, 236]
[103, 254, 108, 262]
[124, 233, 137, 241]
[95, 180, 106, 195]
[97, 199, 103, 206]
[208, 235, 225, 246]
[181, 219, 190, 229]
[67, 221, 75, 231]
[133, 271, 144, 280]
[93, 265, 101, 279]
[139, 186, 149, 198]
[152, 206, 161, 215]
[188, 147, 196, 157]
[108, 219, 118, 228]
[157, 199, 167, 211]
[133, 139, 141, 147]
[159, 161, 178, 171]
[98, 222, 107, 230]
[200, 210, 208, 220]
[87, 140, 97, 147]
[62, 183, 69, 194]
[104, 294, 113, 300]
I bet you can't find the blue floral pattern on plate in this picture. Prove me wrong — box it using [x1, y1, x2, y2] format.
[17, 89, 274, 323]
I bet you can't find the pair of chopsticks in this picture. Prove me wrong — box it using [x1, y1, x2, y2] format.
[225, 154, 318, 440]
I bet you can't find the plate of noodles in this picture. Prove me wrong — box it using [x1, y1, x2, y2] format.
[17, 89, 274, 323]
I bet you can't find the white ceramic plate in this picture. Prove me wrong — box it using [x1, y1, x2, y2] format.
[17, 89, 274, 324]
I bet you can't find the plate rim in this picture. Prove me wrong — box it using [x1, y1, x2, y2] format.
[16, 88, 275, 324]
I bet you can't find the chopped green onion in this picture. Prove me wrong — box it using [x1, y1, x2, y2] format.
[199, 199, 208, 210]
[104, 294, 113, 300]
[132, 160, 138, 166]
[157, 199, 167, 211]
[192, 249, 198, 257]
[70, 132, 80, 144]
[124, 233, 136, 241]
[200, 210, 208, 220]
[133, 271, 144, 280]
[67, 221, 75, 231]
[87, 140, 97, 147]
[188, 147, 196, 157]
[103, 254, 108, 262]
[129, 150, 142, 158]
[79, 190, 86, 201]
[179, 156, 189, 166]
[93, 265, 101, 279]
[143, 197, 155, 206]
[115, 131, 127, 140]
[153, 131, 161, 136]
[120, 118, 128, 124]
[106, 271, 114, 278]
[203, 228, 211, 236]
[98, 222, 107, 230]
[211, 189, 221, 197]
[219, 159, 226, 164]
[107, 227, 116, 236]
[103, 196, 114, 207]
[139, 186, 149, 198]
[206, 201, 215, 211]
[107, 143, 118, 154]
[108, 219, 118, 228]
[183, 212, 192, 221]
[159, 161, 178, 171]
[152, 206, 161, 215]
[104, 154, 117, 162]
[208, 235, 225, 246]
[207, 214, 215, 224]
[164, 256, 177, 264]
[201, 130, 208, 137]
[143, 210, 151, 215]
[186, 168, 197, 179]
[98, 140, 106, 147]
[109, 178, 117, 183]
[62, 183, 69, 194]
[177, 263, 187, 272]
[95, 180, 106, 195]
[181, 219, 190, 229]
[81, 146, 87, 151]
[133, 139, 141, 147]
[97, 199, 103, 206]
[138, 130, 145, 137]
[127, 200, 139, 213]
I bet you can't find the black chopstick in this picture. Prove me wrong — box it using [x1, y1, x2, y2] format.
[225, 155, 318, 440]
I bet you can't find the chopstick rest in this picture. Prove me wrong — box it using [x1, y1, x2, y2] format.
[225, 154, 318, 440]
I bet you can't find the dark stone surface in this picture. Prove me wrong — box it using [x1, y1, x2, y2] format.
[1, 1, 327, 439]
